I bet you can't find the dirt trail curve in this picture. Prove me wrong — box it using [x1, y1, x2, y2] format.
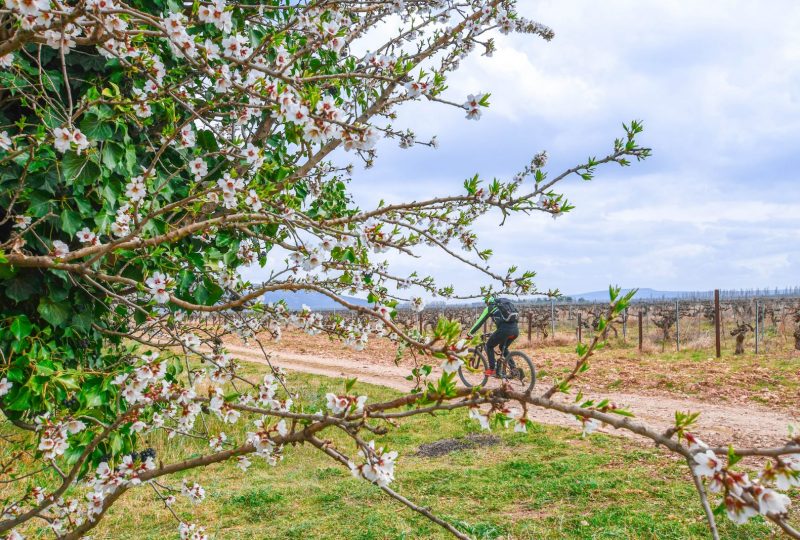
[224, 344, 796, 449]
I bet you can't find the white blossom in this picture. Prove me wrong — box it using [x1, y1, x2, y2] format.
[52, 240, 69, 258]
[0, 378, 12, 397]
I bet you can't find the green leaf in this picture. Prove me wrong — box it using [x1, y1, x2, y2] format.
[60, 208, 83, 235]
[37, 298, 71, 327]
[36, 360, 56, 376]
[727, 445, 743, 467]
[61, 152, 100, 185]
[110, 432, 124, 454]
[197, 129, 219, 152]
[10, 316, 32, 340]
[71, 310, 93, 333]
[4, 277, 36, 302]
[101, 142, 122, 171]
[79, 113, 114, 140]
[5, 386, 32, 411]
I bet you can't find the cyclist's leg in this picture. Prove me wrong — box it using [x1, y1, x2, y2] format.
[505, 333, 518, 368]
[485, 331, 502, 372]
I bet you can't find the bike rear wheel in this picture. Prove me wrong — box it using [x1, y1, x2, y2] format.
[501, 351, 536, 394]
[458, 348, 488, 388]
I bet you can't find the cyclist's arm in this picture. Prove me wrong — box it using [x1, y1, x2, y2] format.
[468, 307, 491, 335]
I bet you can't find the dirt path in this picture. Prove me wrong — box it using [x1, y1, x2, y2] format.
[224, 343, 797, 449]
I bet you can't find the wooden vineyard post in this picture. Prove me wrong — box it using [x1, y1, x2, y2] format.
[577, 314, 582, 344]
[418, 313, 423, 334]
[675, 299, 680, 352]
[622, 308, 628, 343]
[622, 308, 628, 342]
[638, 311, 643, 352]
[550, 301, 556, 339]
[755, 299, 760, 354]
[714, 289, 721, 358]
[527, 313, 532, 343]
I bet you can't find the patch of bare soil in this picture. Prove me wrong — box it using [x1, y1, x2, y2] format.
[415, 434, 501, 458]
[223, 332, 799, 450]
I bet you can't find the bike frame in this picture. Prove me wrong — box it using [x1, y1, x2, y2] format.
[468, 333, 514, 372]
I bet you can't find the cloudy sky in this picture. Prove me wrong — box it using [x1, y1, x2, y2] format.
[243, 1, 800, 298]
[335, 0, 800, 297]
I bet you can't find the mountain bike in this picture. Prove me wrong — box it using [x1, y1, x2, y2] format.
[457, 332, 536, 393]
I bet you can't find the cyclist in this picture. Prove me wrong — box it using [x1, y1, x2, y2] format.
[467, 295, 519, 377]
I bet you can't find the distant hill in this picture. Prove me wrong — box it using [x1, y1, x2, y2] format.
[262, 290, 369, 310]
[568, 288, 686, 302]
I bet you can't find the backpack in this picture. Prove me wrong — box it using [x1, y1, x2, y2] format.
[491, 298, 518, 324]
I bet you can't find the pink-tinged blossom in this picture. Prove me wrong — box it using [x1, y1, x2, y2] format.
[65, 420, 86, 434]
[237, 455, 251, 471]
[0, 130, 12, 149]
[178, 522, 209, 540]
[462, 93, 485, 120]
[244, 189, 262, 211]
[125, 177, 148, 202]
[580, 417, 600, 437]
[52, 240, 69, 258]
[12, 215, 31, 229]
[178, 125, 195, 148]
[221, 407, 240, 424]
[181, 333, 201, 350]
[76, 227, 97, 244]
[326, 393, 350, 415]
[132, 101, 152, 118]
[209, 432, 227, 451]
[514, 417, 529, 433]
[761, 461, 800, 490]
[189, 158, 208, 179]
[351, 440, 397, 487]
[725, 495, 758, 525]
[181, 481, 206, 504]
[0, 378, 12, 397]
[273, 45, 289, 69]
[404, 80, 430, 98]
[693, 450, 723, 478]
[5, 0, 51, 17]
[86, 491, 106, 518]
[440, 356, 463, 374]
[53, 127, 73, 153]
[684, 433, 708, 452]
[217, 173, 244, 194]
[44, 25, 79, 52]
[145, 271, 172, 303]
[374, 304, 392, 318]
[198, 0, 231, 33]
[752, 485, 791, 515]
[468, 406, 491, 430]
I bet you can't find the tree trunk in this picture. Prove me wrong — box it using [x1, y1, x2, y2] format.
[735, 334, 745, 355]
[794, 327, 800, 351]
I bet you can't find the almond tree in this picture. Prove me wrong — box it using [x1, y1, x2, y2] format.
[0, 0, 798, 539]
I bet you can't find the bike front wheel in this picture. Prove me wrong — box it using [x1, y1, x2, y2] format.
[502, 351, 536, 394]
[458, 348, 488, 388]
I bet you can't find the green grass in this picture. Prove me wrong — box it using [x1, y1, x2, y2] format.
[79, 370, 782, 540]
